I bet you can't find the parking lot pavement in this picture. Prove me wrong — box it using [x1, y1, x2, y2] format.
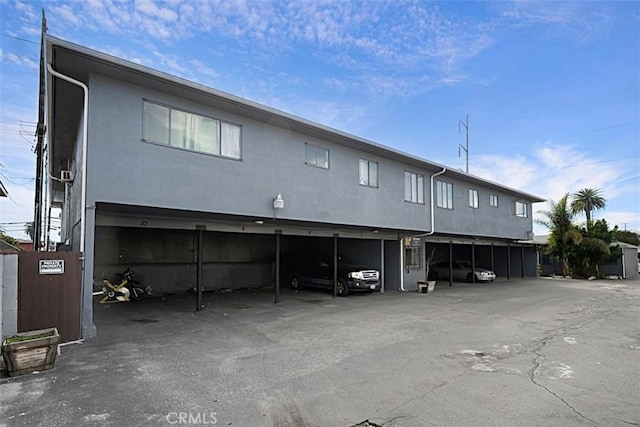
[2, 278, 639, 427]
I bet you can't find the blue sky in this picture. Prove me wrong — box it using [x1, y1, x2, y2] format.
[1, 0, 639, 240]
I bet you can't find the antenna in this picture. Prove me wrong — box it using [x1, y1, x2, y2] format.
[458, 114, 469, 174]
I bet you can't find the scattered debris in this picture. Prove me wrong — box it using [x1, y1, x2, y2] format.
[351, 420, 382, 427]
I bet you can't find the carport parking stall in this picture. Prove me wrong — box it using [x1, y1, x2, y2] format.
[422, 237, 539, 286]
[92, 204, 402, 305]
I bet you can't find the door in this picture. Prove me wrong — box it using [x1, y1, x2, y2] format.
[18, 252, 82, 342]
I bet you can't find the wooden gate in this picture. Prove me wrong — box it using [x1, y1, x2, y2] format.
[18, 252, 82, 342]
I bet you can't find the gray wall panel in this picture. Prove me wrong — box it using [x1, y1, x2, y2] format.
[85, 74, 536, 239]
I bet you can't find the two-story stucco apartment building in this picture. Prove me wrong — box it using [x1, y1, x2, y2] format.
[41, 36, 544, 337]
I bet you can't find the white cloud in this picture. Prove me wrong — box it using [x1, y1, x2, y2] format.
[470, 142, 640, 234]
[497, 1, 613, 42]
[44, 0, 497, 96]
[0, 50, 38, 69]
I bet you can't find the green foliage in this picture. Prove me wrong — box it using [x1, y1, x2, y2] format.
[536, 194, 581, 276]
[616, 230, 640, 246]
[537, 191, 625, 278]
[0, 231, 20, 248]
[24, 222, 34, 240]
[570, 188, 606, 224]
[5, 330, 55, 344]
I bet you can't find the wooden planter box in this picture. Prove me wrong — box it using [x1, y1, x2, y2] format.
[2, 328, 60, 377]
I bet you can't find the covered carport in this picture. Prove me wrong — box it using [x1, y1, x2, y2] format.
[423, 236, 539, 286]
[92, 203, 403, 315]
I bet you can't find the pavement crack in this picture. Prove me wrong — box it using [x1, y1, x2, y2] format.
[529, 337, 598, 425]
[615, 419, 640, 426]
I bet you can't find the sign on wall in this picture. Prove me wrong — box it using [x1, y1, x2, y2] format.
[39, 260, 65, 275]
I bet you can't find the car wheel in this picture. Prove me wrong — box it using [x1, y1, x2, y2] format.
[336, 280, 349, 297]
[290, 276, 301, 290]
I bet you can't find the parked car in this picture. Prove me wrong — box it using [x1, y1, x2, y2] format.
[429, 260, 496, 282]
[282, 252, 380, 296]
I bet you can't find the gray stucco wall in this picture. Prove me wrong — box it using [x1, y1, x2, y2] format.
[433, 175, 534, 240]
[1, 254, 19, 340]
[84, 73, 535, 240]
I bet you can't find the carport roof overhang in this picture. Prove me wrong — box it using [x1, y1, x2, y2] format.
[95, 202, 415, 240]
[95, 203, 542, 246]
[45, 36, 545, 205]
[424, 234, 544, 247]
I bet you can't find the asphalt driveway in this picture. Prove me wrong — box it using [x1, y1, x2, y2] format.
[2, 278, 639, 426]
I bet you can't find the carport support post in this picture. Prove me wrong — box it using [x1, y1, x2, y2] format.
[471, 242, 476, 283]
[380, 238, 384, 293]
[490, 243, 495, 273]
[448, 241, 453, 286]
[521, 245, 525, 278]
[196, 227, 204, 311]
[333, 233, 338, 298]
[274, 230, 281, 304]
[507, 243, 511, 280]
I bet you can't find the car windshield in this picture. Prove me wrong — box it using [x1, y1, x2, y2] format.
[458, 262, 472, 269]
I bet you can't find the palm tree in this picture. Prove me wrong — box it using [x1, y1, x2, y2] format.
[571, 188, 606, 223]
[24, 222, 34, 241]
[537, 194, 582, 276]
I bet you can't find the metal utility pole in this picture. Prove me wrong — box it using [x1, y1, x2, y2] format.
[33, 10, 47, 250]
[458, 115, 469, 174]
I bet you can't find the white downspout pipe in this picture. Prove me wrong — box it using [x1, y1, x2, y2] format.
[426, 167, 447, 237]
[400, 167, 447, 291]
[46, 64, 88, 255]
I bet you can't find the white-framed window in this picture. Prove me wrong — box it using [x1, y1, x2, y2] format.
[469, 189, 479, 209]
[490, 194, 499, 207]
[436, 179, 453, 209]
[515, 200, 528, 218]
[305, 143, 329, 169]
[404, 238, 422, 270]
[142, 100, 241, 159]
[359, 159, 378, 187]
[404, 171, 424, 204]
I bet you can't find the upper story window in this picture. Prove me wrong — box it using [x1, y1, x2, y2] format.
[490, 194, 499, 207]
[436, 179, 453, 209]
[142, 100, 241, 159]
[359, 159, 378, 187]
[305, 143, 329, 169]
[515, 200, 528, 218]
[468, 189, 479, 209]
[404, 171, 424, 204]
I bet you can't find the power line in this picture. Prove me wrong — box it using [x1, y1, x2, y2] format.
[1, 33, 38, 45]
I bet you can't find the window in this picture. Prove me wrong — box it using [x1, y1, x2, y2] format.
[143, 100, 241, 159]
[469, 189, 479, 209]
[305, 143, 329, 169]
[359, 159, 378, 187]
[404, 238, 422, 270]
[490, 194, 499, 207]
[515, 200, 528, 218]
[404, 172, 424, 204]
[436, 180, 453, 209]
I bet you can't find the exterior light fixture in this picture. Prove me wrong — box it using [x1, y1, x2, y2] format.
[273, 193, 284, 210]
